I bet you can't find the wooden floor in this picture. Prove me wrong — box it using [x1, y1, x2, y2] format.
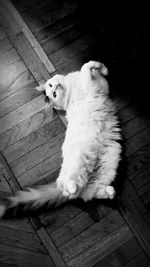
[0, 0, 150, 266]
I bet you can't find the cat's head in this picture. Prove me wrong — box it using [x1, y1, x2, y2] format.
[36, 74, 68, 111]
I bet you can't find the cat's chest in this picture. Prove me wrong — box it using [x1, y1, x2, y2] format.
[67, 104, 89, 130]
[64, 105, 97, 147]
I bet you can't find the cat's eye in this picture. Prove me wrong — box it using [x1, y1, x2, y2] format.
[53, 91, 57, 98]
[49, 84, 52, 87]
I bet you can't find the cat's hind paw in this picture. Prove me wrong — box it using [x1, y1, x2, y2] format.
[95, 185, 116, 199]
[57, 178, 77, 198]
[65, 180, 77, 195]
[82, 61, 108, 77]
[105, 186, 116, 199]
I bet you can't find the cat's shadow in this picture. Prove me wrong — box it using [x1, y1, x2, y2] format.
[71, 198, 117, 223]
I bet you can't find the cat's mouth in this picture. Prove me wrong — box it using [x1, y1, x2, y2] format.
[44, 95, 50, 103]
[43, 95, 54, 109]
[43, 93, 54, 108]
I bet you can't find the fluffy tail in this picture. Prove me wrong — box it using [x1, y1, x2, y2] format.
[0, 182, 68, 218]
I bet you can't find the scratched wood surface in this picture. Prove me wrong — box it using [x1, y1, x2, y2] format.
[0, 0, 150, 266]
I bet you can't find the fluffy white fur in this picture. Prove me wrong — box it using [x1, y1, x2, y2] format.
[0, 61, 121, 218]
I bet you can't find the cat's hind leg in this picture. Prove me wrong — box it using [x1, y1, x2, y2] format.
[56, 150, 90, 198]
[80, 61, 101, 85]
[95, 141, 121, 200]
[81, 61, 108, 80]
[81, 141, 121, 201]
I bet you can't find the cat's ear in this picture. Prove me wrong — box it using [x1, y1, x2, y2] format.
[100, 63, 108, 76]
[35, 84, 45, 92]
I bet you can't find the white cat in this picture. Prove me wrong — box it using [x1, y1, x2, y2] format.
[0, 61, 121, 217]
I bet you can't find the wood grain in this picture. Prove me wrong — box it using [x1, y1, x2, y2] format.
[3, 117, 65, 164]
[35, 169, 61, 187]
[118, 104, 139, 125]
[56, 52, 84, 75]
[0, 152, 20, 192]
[0, 109, 57, 151]
[17, 150, 63, 187]
[0, 95, 46, 135]
[50, 205, 113, 248]
[0, 69, 35, 102]
[38, 227, 66, 267]
[94, 237, 142, 267]
[123, 252, 150, 267]
[127, 143, 150, 176]
[131, 163, 150, 189]
[59, 215, 132, 267]
[0, 243, 55, 267]
[42, 22, 85, 56]
[0, 37, 13, 55]
[21, 0, 68, 19]
[11, 131, 65, 177]
[119, 180, 150, 256]
[0, 225, 47, 254]
[0, 168, 12, 192]
[0, 60, 27, 101]
[125, 126, 150, 156]
[0, 25, 7, 40]
[0, 24, 49, 85]
[0, 0, 55, 74]
[122, 113, 150, 140]
[114, 95, 132, 110]
[138, 181, 150, 207]
[41, 203, 81, 231]
[0, 216, 35, 233]
[0, 82, 38, 118]
[11, 32, 51, 82]
[34, 10, 80, 45]
[0, 48, 20, 66]
[0, 1, 68, 129]
[21, 0, 77, 33]
[49, 34, 96, 67]
[11, 0, 46, 13]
